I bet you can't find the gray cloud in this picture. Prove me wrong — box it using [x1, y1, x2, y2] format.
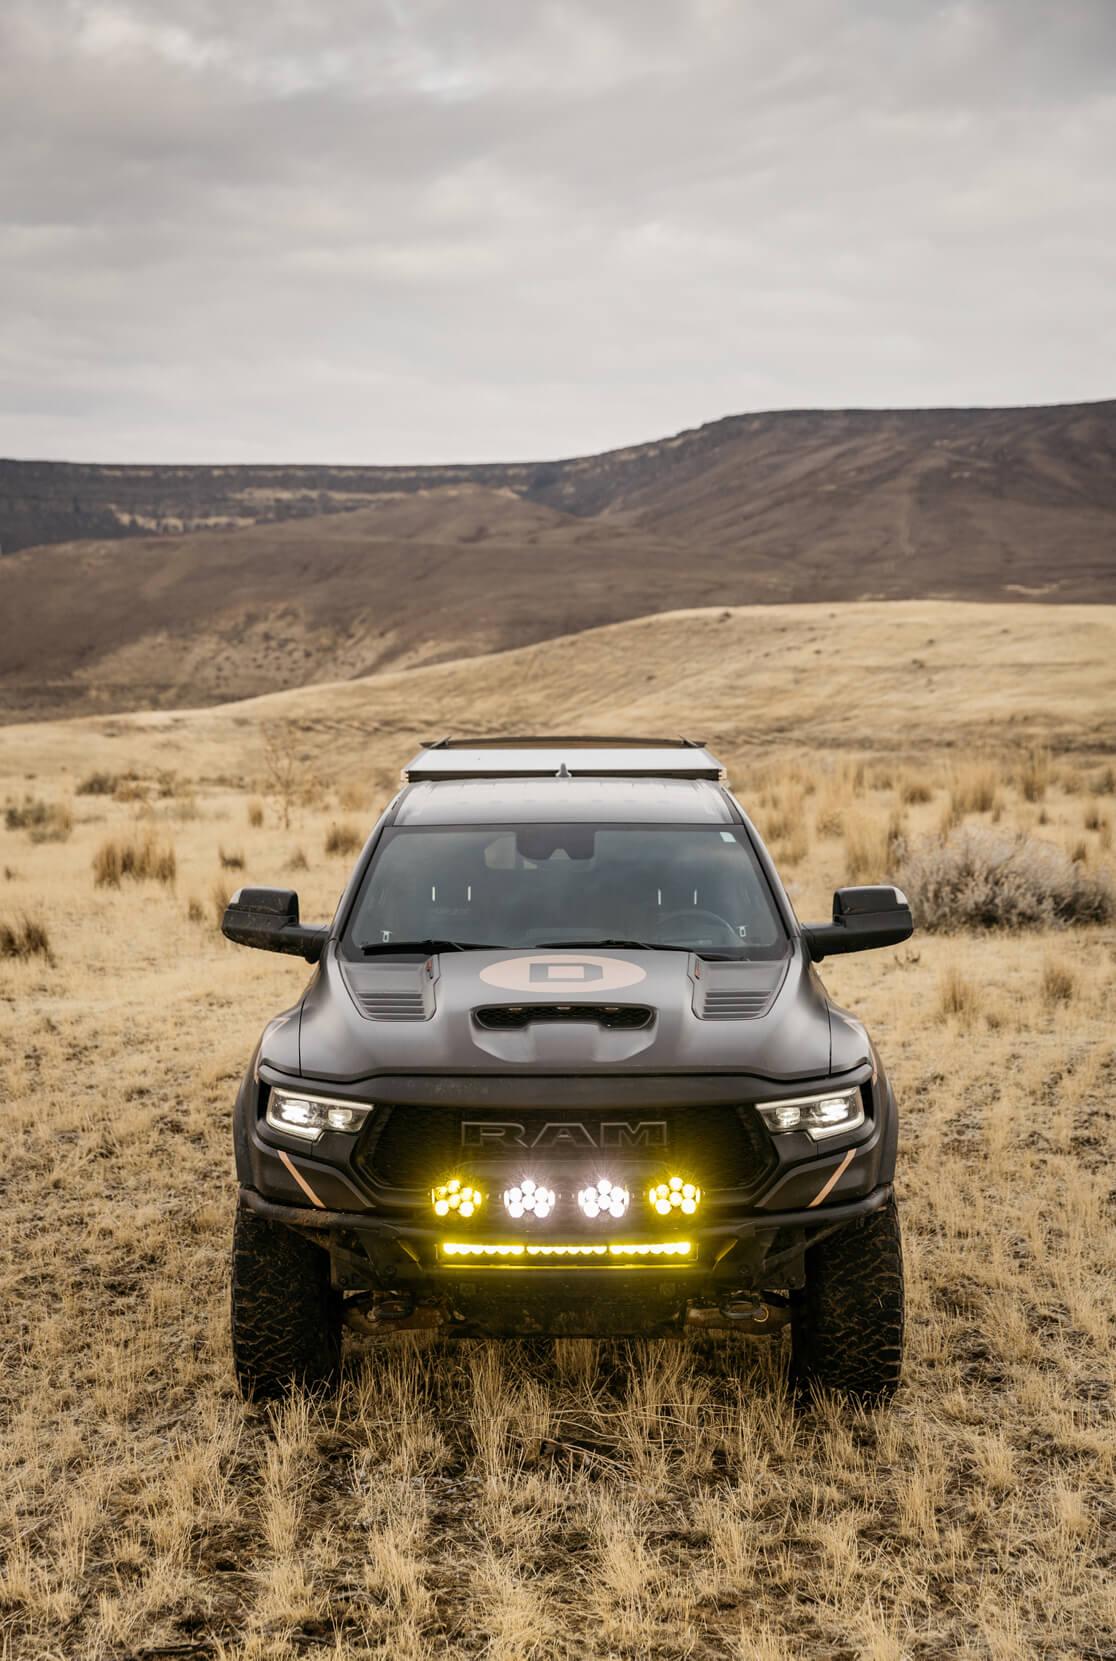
[1, 0, 1113, 462]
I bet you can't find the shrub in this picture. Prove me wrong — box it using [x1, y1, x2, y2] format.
[1041, 957, 1077, 1003]
[219, 846, 245, 870]
[93, 832, 177, 889]
[949, 762, 1000, 817]
[286, 847, 309, 872]
[1016, 747, 1049, 803]
[211, 879, 233, 925]
[4, 796, 73, 842]
[842, 808, 905, 884]
[936, 964, 980, 1024]
[187, 897, 205, 923]
[898, 772, 933, 806]
[325, 821, 363, 857]
[897, 827, 1115, 931]
[76, 771, 119, 796]
[247, 799, 265, 828]
[0, 915, 53, 963]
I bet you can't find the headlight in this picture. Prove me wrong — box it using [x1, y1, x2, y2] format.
[266, 1089, 374, 1142]
[756, 1088, 864, 1142]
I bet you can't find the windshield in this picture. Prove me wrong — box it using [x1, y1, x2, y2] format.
[343, 824, 787, 957]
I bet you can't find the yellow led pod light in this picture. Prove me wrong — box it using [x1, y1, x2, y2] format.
[648, 1177, 701, 1217]
[431, 1179, 485, 1220]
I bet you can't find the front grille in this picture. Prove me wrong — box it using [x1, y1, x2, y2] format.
[474, 1004, 654, 1031]
[355, 991, 427, 1020]
[700, 990, 772, 1019]
[355, 1101, 776, 1196]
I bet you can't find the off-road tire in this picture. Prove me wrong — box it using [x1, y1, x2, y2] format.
[230, 1202, 342, 1400]
[791, 1194, 904, 1407]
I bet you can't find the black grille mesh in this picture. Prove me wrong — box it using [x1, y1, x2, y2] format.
[356, 1101, 775, 1196]
[474, 1005, 653, 1031]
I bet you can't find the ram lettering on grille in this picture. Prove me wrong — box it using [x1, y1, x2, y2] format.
[461, 1120, 668, 1150]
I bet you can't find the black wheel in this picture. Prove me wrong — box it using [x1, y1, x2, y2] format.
[791, 1195, 904, 1407]
[230, 1202, 342, 1400]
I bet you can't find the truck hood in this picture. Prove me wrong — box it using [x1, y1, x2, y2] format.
[269, 945, 847, 1086]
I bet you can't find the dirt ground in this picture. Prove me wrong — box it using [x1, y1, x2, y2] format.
[1, 602, 1113, 1659]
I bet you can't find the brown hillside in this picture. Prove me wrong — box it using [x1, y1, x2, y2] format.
[1, 402, 1114, 721]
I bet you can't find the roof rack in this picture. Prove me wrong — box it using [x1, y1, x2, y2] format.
[402, 737, 726, 783]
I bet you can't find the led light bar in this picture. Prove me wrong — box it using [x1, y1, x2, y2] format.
[266, 1089, 373, 1142]
[503, 1178, 555, 1220]
[648, 1177, 701, 1217]
[440, 1241, 692, 1259]
[431, 1180, 484, 1219]
[756, 1088, 864, 1142]
[577, 1179, 629, 1220]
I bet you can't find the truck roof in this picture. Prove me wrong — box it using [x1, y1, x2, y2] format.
[393, 776, 738, 826]
[402, 737, 725, 783]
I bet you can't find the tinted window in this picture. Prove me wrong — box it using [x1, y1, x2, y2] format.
[344, 824, 786, 956]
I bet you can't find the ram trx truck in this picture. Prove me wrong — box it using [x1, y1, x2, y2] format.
[223, 737, 913, 1404]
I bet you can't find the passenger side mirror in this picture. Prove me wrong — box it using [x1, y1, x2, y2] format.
[221, 886, 329, 962]
[801, 885, 914, 961]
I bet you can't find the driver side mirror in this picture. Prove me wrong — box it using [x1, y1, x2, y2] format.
[222, 886, 329, 962]
[801, 885, 914, 961]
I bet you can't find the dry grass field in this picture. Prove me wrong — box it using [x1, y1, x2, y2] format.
[1, 601, 1114, 1660]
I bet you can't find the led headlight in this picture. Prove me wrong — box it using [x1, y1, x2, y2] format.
[431, 1180, 484, 1219]
[265, 1089, 373, 1142]
[577, 1179, 629, 1220]
[503, 1179, 555, 1220]
[648, 1177, 701, 1217]
[756, 1088, 864, 1142]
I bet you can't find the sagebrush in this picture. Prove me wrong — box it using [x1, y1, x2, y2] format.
[898, 827, 1115, 930]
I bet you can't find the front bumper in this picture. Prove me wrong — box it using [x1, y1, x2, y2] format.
[233, 1062, 897, 1335]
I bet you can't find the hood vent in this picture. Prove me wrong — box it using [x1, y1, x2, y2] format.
[699, 988, 774, 1020]
[475, 1004, 654, 1032]
[356, 989, 427, 1021]
[339, 960, 436, 1022]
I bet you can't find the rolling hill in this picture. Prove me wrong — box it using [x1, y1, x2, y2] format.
[1, 400, 1114, 721]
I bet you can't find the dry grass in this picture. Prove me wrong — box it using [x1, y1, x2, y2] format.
[76, 769, 119, 796]
[1, 605, 1115, 1659]
[92, 830, 177, 889]
[324, 821, 364, 857]
[4, 794, 73, 842]
[0, 912, 53, 962]
[218, 845, 245, 871]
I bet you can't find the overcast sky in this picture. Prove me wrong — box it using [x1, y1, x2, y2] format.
[1, 0, 1114, 464]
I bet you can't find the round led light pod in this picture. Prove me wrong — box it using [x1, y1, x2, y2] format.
[431, 1181, 484, 1220]
[648, 1178, 701, 1218]
[503, 1179, 555, 1220]
[577, 1177, 630, 1220]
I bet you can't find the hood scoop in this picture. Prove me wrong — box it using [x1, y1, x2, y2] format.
[339, 960, 435, 1022]
[692, 957, 787, 1020]
[475, 1004, 653, 1032]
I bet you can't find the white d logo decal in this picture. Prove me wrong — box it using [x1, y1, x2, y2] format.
[479, 954, 648, 992]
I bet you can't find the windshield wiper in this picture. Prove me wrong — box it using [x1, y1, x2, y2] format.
[358, 938, 500, 956]
[529, 937, 678, 952]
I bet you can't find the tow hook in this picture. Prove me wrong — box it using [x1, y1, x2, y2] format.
[684, 1296, 788, 1332]
[722, 1297, 769, 1324]
[373, 1296, 414, 1322]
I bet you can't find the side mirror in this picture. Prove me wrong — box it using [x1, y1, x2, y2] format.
[802, 885, 914, 961]
[222, 886, 329, 962]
